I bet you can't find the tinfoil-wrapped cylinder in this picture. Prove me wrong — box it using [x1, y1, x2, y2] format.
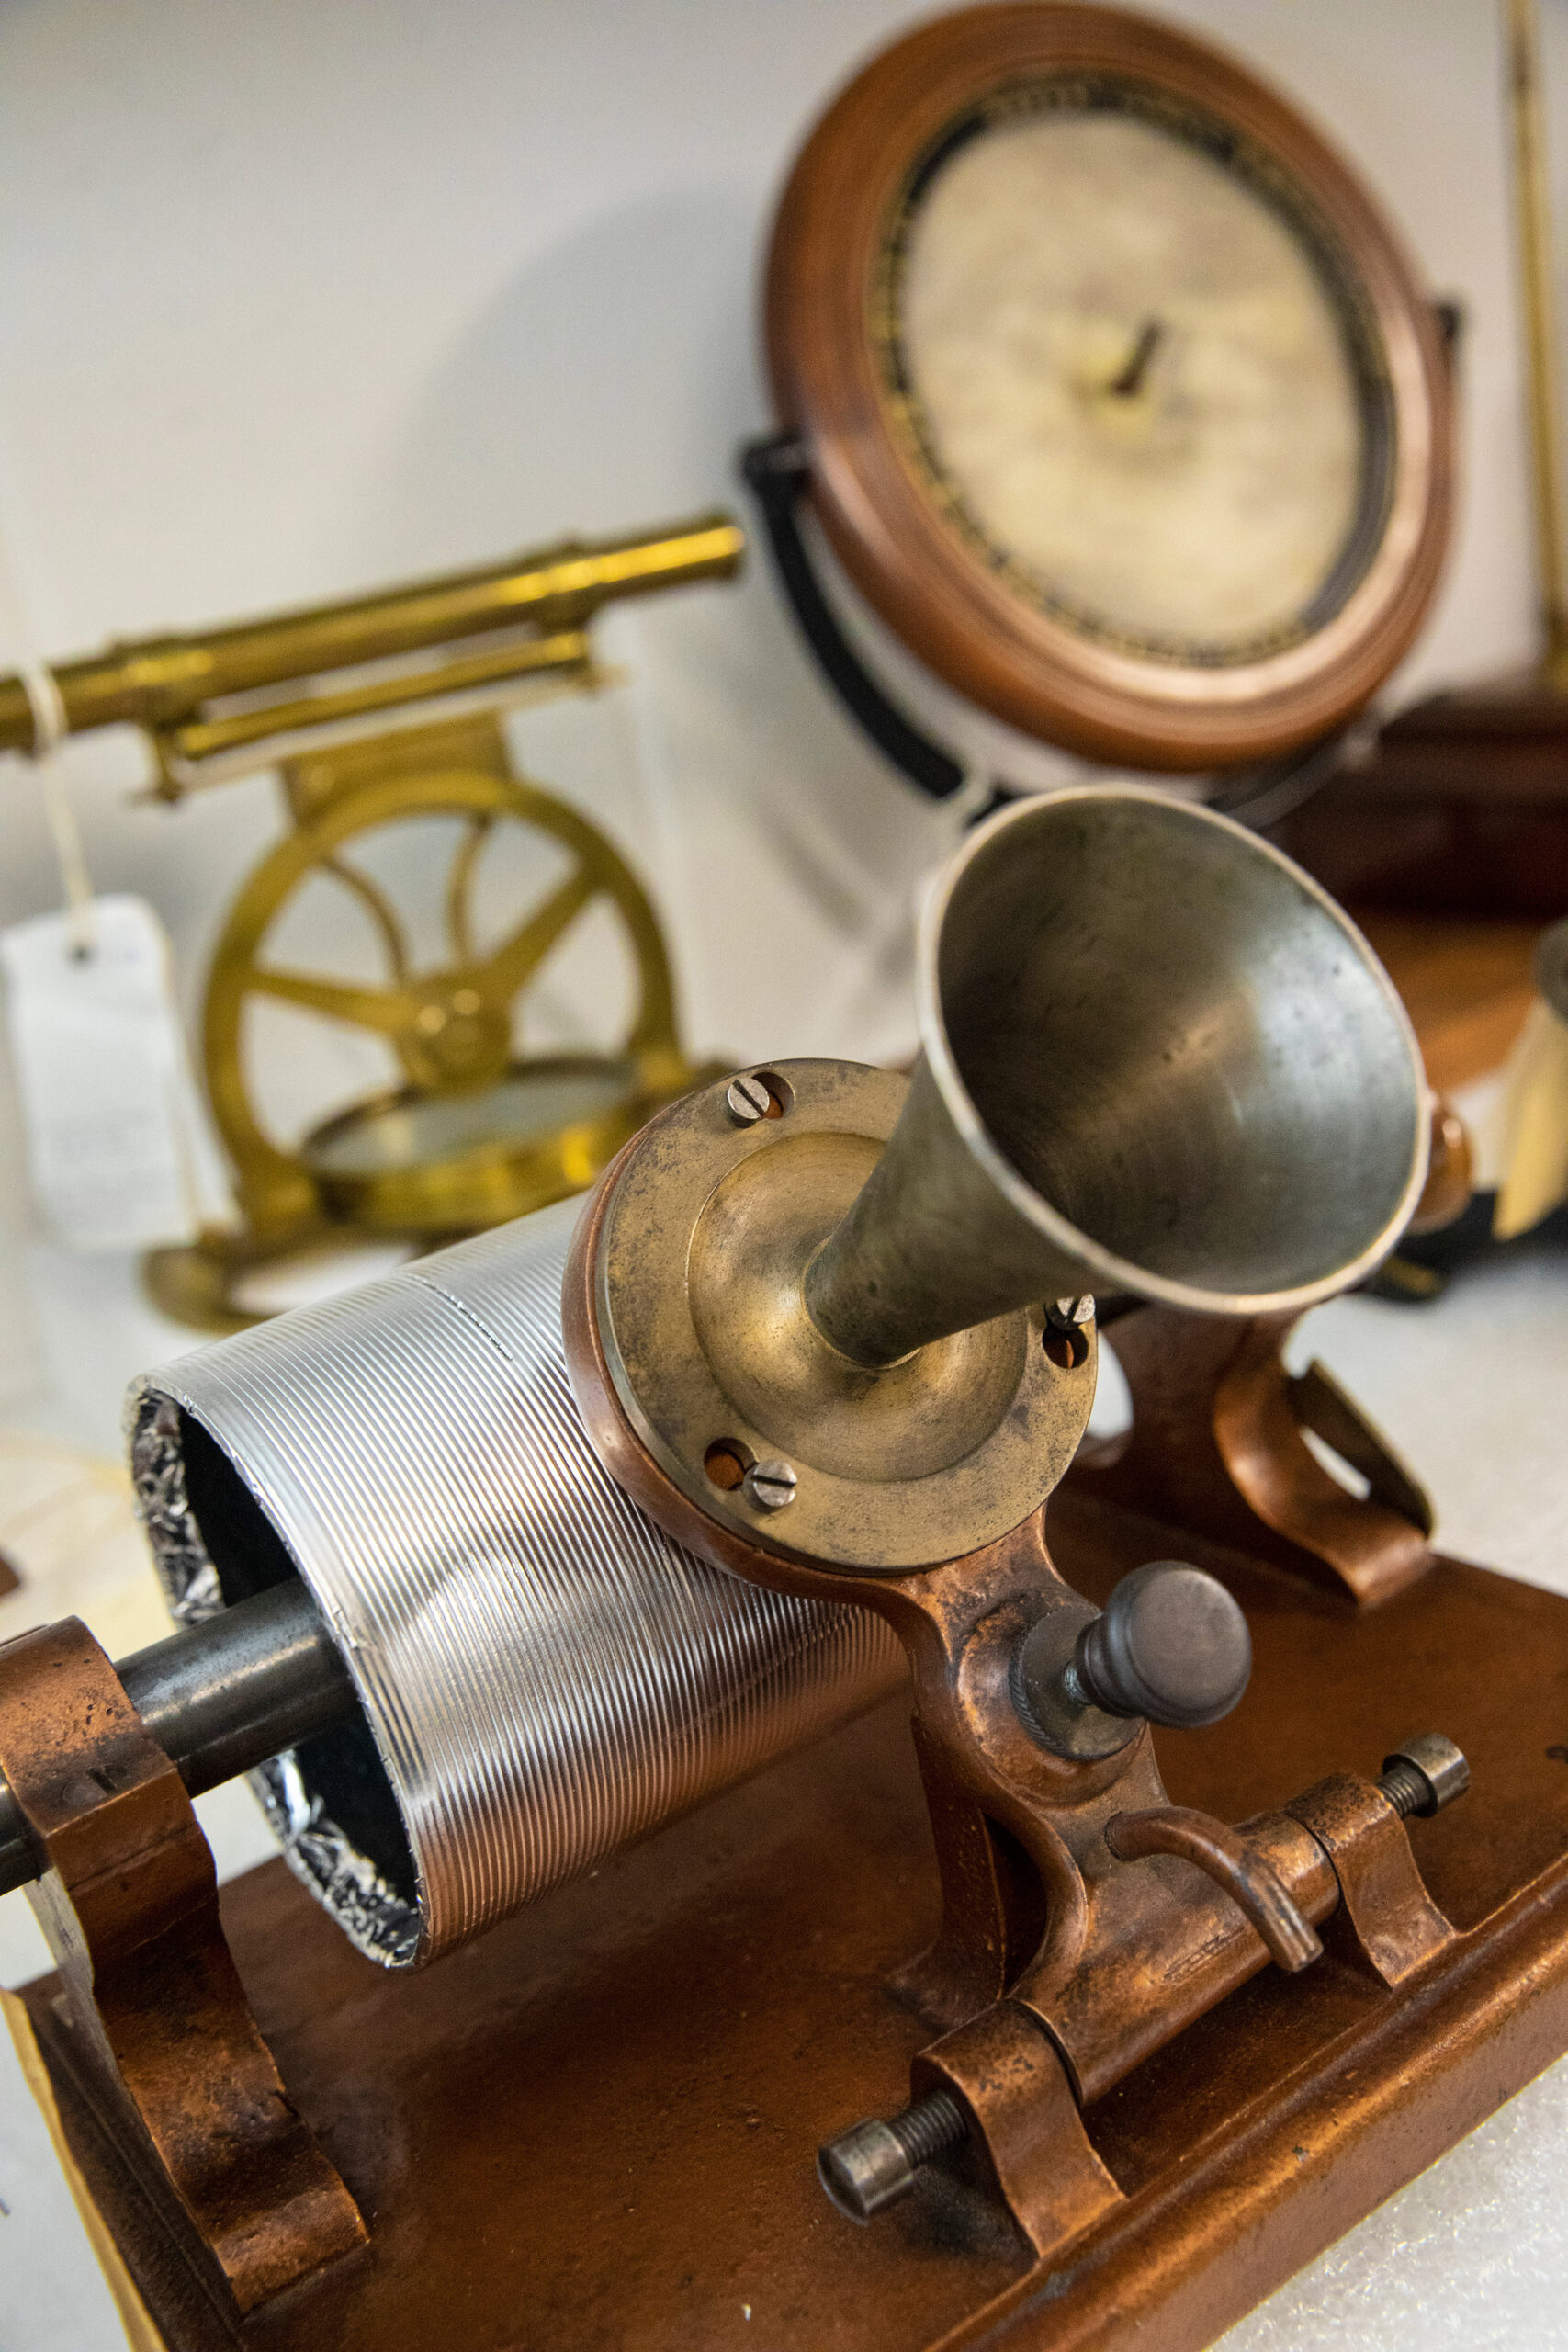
[127, 1197, 905, 1968]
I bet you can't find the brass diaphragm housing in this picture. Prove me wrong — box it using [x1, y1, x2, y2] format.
[589, 1058, 1096, 1572]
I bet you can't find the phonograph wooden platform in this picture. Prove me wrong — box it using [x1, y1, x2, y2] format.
[13, 1467, 1568, 2352]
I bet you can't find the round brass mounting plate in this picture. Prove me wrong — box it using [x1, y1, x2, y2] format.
[592, 1058, 1098, 1572]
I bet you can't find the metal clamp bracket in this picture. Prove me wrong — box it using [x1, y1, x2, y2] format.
[0, 1615, 365, 2315]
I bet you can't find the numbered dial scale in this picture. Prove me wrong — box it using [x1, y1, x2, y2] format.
[765, 4, 1452, 770]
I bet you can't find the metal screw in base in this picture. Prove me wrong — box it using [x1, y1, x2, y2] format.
[726, 1072, 773, 1125]
[818, 2089, 967, 2222]
[741, 1457, 798, 1512]
[1377, 1734, 1470, 1818]
[1047, 1296, 1096, 1330]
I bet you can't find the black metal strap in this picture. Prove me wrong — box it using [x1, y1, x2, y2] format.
[739, 434, 967, 803]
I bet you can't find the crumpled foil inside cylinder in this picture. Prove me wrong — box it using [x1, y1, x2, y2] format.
[127, 1194, 905, 1968]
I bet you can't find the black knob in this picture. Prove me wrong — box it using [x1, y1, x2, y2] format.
[1076, 1562, 1251, 1730]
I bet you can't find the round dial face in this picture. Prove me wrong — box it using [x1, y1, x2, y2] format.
[878, 84, 1391, 667]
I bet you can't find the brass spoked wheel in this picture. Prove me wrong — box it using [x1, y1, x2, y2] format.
[201, 759, 697, 1246]
[146, 742, 709, 1326]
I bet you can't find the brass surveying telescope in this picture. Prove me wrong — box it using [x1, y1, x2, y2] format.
[0, 512, 741, 788]
[0, 513, 742, 1326]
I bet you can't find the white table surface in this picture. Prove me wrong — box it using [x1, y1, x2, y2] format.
[0, 1230, 1565, 2351]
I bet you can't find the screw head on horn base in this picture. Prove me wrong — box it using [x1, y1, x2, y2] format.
[575, 791, 1427, 1574]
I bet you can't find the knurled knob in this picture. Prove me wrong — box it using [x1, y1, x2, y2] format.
[1014, 1562, 1252, 1758]
[1075, 1562, 1252, 1729]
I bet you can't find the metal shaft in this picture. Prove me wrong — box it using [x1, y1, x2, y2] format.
[0, 1579, 355, 1896]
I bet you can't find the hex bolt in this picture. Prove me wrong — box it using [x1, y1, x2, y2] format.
[818, 2089, 968, 2222]
[1377, 1734, 1470, 1819]
[741, 1458, 798, 1512]
[726, 1072, 773, 1125]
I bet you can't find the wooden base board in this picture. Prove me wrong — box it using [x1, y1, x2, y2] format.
[17, 1487, 1568, 2352]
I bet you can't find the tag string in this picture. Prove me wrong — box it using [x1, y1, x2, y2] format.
[18, 657, 96, 957]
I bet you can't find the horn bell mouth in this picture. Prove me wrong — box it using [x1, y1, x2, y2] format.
[919, 787, 1427, 1318]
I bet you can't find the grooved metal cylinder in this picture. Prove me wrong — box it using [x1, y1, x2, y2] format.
[127, 1195, 905, 1969]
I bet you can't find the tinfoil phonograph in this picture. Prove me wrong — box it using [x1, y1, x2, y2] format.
[2, 14, 1565, 2352]
[4, 783, 1568, 2351]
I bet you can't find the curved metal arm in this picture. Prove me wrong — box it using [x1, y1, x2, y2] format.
[739, 434, 967, 804]
[1105, 1804, 1324, 1973]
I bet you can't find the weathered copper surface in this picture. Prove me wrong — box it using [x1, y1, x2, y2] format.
[18, 1499, 1568, 2352]
[1075, 1306, 1434, 1604]
[0, 1615, 365, 2317]
[1286, 1772, 1457, 1988]
[909, 2003, 1122, 2259]
[1102, 1804, 1324, 1973]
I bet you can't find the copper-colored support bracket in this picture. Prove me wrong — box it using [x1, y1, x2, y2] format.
[1071, 1305, 1433, 1606]
[1289, 1772, 1457, 1986]
[562, 1166, 1463, 2257]
[910, 2001, 1122, 2258]
[887, 1717, 1048, 2030]
[0, 1617, 366, 2315]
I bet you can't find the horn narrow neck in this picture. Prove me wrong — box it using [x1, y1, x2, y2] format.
[802, 1057, 1092, 1366]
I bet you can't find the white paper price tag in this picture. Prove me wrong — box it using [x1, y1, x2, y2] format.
[0, 894, 234, 1251]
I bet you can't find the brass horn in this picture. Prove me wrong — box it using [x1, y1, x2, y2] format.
[804, 787, 1429, 1366]
[577, 786, 1429, 1573]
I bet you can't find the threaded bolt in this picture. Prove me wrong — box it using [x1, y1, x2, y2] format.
[818, 2089, 967, 2222]
[1377, 1734, 1470, 1819]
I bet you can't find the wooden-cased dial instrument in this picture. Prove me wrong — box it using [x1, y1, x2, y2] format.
[765, 4, 1453, 771]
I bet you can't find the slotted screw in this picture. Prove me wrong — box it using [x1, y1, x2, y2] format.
[726, 1072, 773, 1125]
[1047, 1295, 1096, 1329]
[742, 1458, 797, 1512]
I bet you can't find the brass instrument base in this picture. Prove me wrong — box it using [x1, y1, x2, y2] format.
[17, 1491, 1568, 2352]
[142, 1219, 409, 1338]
